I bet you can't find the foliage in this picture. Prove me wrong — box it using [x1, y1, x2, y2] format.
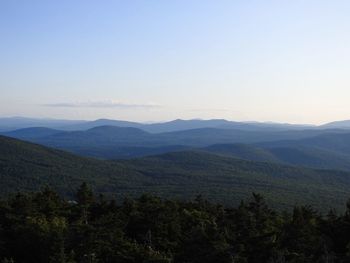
[2, 185, 350, 262]
[2, 136, 350, 212]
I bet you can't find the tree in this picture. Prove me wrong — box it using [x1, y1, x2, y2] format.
[76, 183, 94, 225]
[76, 183, 94, 207]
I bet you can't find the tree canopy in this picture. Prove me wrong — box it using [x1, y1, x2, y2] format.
[1, 184, 350, 262]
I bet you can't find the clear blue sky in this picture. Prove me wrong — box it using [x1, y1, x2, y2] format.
[1, 0, 350, 124]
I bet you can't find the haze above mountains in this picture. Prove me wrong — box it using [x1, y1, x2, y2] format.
[1, 116, 350, 133]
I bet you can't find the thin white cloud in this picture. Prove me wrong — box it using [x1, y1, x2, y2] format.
[43, 100, 161, 109]
[189, 108, 232, 112]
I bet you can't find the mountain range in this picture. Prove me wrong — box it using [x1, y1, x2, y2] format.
[1, 116, 344, 132]
[4, 117, 350, 211]
[2, 135, 350, 212]
[3, 125, 350, 171]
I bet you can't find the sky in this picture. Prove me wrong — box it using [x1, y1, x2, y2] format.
[1, 0, 350, 124]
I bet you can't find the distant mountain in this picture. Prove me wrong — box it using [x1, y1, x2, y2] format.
[8, 128, 350, 171]
[86, 119, 315, 133]
[0, 117, 318, 133]
[321, 120, 350, 129]
[61, 118, 316, 133]
[35, 126, 154, 151]
[7, 117, 350, 134]
[3, 126, 350, 160]
[143, 119, 313, 133]
[0, 117, 85, 131]
[217, 121, 314, 131]
[154, 127, 349, 146]
[2, 127, 63, 139]
[0, 126, 300, 145]
[1, 126, 159, 155]
[2, 135, 350, 211]
[143, 119, 232, 133]
[62, 118, 144, 130]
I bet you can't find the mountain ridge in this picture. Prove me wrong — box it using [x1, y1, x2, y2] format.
[4, 126, 350, 171]
[0, 117, 317, 133]
[2, 135, 350, 211]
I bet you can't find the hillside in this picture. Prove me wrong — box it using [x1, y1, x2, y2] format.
[0, 135, 132, 197]
[5, 127, 350, 172]
[2, 136, 350, 211]
[3, 126, 349, 154]
[27, 126, 155, 150]
[258, 132, 350, 155]
[202, 143, 280, 163]
[201, 143, 350, 171]
[123, 151, 350, 211]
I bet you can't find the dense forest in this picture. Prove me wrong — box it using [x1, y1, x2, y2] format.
[1, 184, 350, 263]
[3, 135, 350, 212]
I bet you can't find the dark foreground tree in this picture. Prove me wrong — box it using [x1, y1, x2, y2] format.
[2, 184, 350, 262]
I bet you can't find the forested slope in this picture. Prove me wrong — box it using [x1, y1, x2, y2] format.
[1, 135, 350, 211]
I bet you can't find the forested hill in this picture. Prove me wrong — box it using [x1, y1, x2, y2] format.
[5, 126, 350, 172]
[2, 186, 350, 262]
[2, 135, 350, 211]
[0, 135, 138, 197]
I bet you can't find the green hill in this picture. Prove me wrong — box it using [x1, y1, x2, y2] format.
[259, 132, 350, 155]
[0, 135, 144, 198]
[1, 135, 350, 211]
[202, 143, 280, 162]
[201, 143, 350, 171]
